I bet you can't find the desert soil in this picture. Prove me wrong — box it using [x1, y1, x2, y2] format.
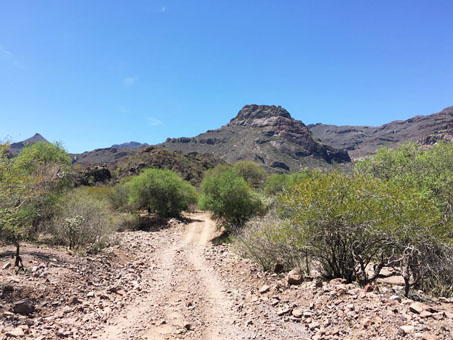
[1, 212, 452, 340]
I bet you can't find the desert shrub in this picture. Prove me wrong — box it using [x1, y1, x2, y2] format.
[199, 169, 265, 229]
[233, 211, 308, 272]
[355, 142, 453, 220]
[128, 168, 197, 218]
[232, 161, 267, 189]
[278, 171, 448, 295]
[264, 169, 314, 196]
[109, 180, 131, 210]
[51, 190, 114, 251]
[111, 212, 140, 232]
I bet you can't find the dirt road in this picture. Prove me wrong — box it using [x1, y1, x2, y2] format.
[96, 212, 252, 340]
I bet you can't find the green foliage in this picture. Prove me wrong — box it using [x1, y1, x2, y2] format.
[355, 142, 453, 219]
[128, 168, 197, 218]
[108, 182, 130, 210]
[264, 169, 314, 196]
[51, 189, 114, 251]
[278, 171, 447, 290]
[10, 142, 73, 236]
[0, 144, 33, 242]
[232, 161, 267, 189]
[199, 168, 265, 229]
[13, 142, 71, 175]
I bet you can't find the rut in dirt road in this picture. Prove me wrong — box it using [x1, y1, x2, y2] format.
[97, 213, 251, 340]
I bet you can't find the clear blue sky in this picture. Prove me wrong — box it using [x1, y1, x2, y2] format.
[1, 0, 452, 153]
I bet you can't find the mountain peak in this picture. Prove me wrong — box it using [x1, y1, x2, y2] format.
[229, 105, 292, 126]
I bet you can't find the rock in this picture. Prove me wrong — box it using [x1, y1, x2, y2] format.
[68, 296, 81, 305]
[273, 263, 284, 274]
[292, 308, 304, 318]
[400, 325, 415, 334]
[2, 262, 12, 270]
[277, 307, 291, 316]
[420, 311, 433, 318]
[259, 285, 270, 294]
[87, 291, 95, 298]
[13, 300, 35, 315]
[389, 295, 402, 303]
[421, 333, 440, 340]
[183, 323, 191, 331]
[314, 280, 323, 288]
[432, 312, 444, 320]
[286, 269, 303, 285]
[363, 284, 374, 293]
[410, 303, 424, 314]
[6, 327, 25, 337]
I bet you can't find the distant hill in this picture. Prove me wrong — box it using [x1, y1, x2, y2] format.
[9, 133, 49, 156]
[308, 106, 453, 159]
[111, 141, 147, 149]
[160, 104, 351, 173]
[114, 146, 225, 186]
[70, 146, 142, 165]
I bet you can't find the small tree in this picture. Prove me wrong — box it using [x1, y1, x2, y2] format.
[0, 144, 33, 268]
[12, 142, 72, 235]
[199, 169, 264, 229]
[128, 168, 197, 218]
[232, 161, 267, 189]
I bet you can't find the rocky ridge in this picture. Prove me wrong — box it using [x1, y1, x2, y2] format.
[308, 106, 453, 159]
[162, 105, 351, 173]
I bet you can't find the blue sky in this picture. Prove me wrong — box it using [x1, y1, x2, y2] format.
[1, 0, 452, 153]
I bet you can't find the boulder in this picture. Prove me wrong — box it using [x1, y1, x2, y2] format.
[13, 300, 35, 315]
[286, 268, 303, 285]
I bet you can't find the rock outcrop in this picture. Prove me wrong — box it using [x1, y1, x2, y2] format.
[161, 105, 351, 172]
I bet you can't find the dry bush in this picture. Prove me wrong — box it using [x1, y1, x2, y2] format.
[51, 190, 114, 251]
[233, 211, 309, 272]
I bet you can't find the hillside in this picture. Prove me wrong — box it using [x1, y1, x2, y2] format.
[114, 146, 225, 186]
[161, 105, 351, 173]
[308, 106, 453, 159]
[9, 133, 48, 156]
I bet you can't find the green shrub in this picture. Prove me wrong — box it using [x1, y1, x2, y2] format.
[264, 169, 314, 196]
[51, 190, 114, 251]
[128, 168, 197, 218]
[199, 169, 265, 229]
[277, 171, 448, 295]
[232, 161, 267, 189]
[355, 142, 453, 220]
[109, 181, 131, 210]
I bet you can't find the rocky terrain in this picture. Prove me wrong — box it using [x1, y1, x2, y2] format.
[161, 105, 351, 173]
[308, 106, 453, 159]
[1, 213, 451, 340]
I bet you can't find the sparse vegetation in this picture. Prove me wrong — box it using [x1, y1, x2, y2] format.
[51, 189, 114, 251]
[128, 168, 197, 218]
[199, 167, 265, 230]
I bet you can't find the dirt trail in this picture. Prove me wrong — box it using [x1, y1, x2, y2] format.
[97, 212, 249, 340]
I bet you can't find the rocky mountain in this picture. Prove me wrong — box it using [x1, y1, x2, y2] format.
[308, 106, 453, 159]
[161, 105, 351, 172]
[9, 133, 49, 156]
[111, 141, 147, 149]
[71, 146, 141, 165]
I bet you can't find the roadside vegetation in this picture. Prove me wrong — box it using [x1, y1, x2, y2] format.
[1, 140, 452, 297]
[234, 143, 453, 297]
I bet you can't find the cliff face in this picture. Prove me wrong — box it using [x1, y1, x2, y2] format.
[308, 106, 453, 159]
[162, 105, 351, 173]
